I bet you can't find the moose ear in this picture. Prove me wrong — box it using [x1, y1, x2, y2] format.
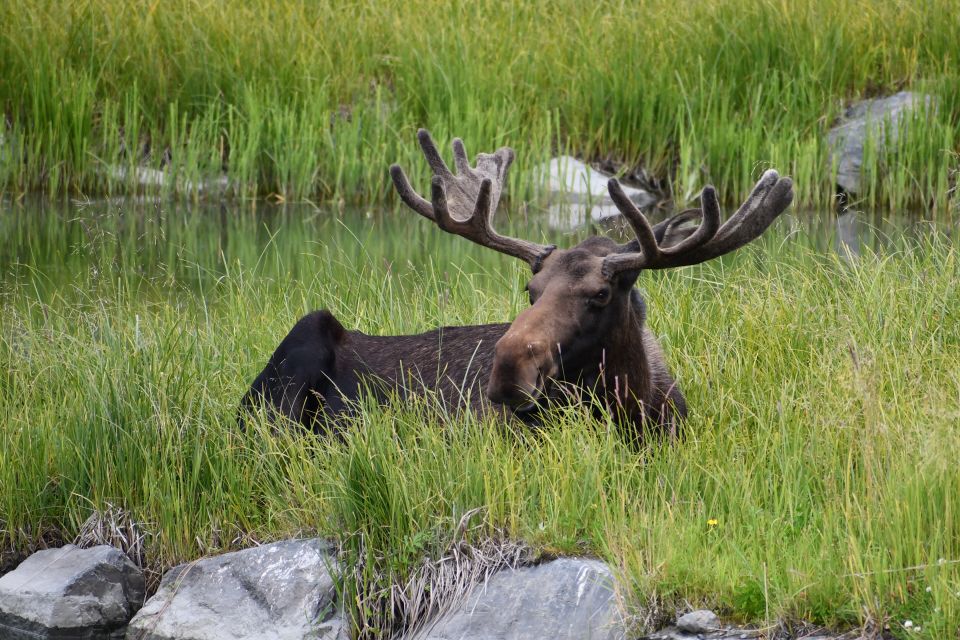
[613, 268, 641, 290]
[315, 310, 347, 344]
[652, 209, 702, 248]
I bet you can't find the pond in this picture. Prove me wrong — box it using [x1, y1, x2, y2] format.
[1, 196, 953, 300]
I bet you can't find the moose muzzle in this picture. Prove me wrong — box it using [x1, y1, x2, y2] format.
[486, 308, 559, 410]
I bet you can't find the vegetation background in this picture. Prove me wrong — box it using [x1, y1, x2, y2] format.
[0, 0, 958, 210]
[1, 1, 959, 638]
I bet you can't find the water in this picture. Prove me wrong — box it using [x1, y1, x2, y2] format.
[0, 196, 955, 299]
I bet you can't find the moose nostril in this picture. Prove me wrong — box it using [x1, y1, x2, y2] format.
[524, 341, 546, 358]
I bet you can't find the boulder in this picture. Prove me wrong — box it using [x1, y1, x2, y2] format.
[0, 544, 145, 639]
[676, 609, 720, 633]
[126, 538, 346, 640]
[535, 156, 656, 229]
[826, 91, 933, 194]
[411, 557, 626, 640]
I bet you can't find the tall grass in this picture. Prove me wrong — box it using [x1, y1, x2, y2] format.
[1, 201, 958, 636]
[0, 0, 958, 212]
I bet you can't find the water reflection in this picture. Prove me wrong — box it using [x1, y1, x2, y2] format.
[0, 197, 955, 295]
[835, 211, 860, 258]
[553, 205, 955, 256]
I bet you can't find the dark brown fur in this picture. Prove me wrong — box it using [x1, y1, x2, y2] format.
[240, 236, 687, 440]
[240, 313, 509, 430]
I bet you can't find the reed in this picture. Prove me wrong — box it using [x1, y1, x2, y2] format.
[0, 0, 958, 213]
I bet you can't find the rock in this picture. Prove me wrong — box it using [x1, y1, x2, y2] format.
[0, 544, 145, 639]
[109, 165, 167, 189]
[826, 91, 933, 194]
[411, 557, 625, 640]
[104, 165, 231, 195]
[676, 609, 721, 633]
[644, 623, 757, 640]
[126, 538, 346, 640]
[535, 156, 657, 229]
[538, 156, 654, 205]
[645, 624, 849, 640]
[546, 202, 627, 231]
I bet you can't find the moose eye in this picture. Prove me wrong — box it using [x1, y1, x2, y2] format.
[589, 288, 611, 307]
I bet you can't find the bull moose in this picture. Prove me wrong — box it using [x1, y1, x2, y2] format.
[240, 130, 794, 439]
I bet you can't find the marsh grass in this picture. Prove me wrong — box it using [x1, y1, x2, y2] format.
[1, 200, 958, 636]
[1, 0, 959, 212]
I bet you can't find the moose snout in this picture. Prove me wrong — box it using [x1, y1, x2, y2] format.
[486, 337, 556, 409]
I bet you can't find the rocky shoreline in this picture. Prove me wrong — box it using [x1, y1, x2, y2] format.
[0, 539, 878, 640]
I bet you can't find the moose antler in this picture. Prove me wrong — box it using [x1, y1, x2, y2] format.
[390, 129, 556, 269]
[602, 169, 794, 277]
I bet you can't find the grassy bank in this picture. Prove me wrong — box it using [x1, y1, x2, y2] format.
[1, 203, 958, 637]
[0, 0, 958, 211]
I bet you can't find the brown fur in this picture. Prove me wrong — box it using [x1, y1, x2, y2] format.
[240, 236, 686, 442]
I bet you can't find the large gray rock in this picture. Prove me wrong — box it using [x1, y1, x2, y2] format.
[126, 539, 346, 640]
[535, 156, 657, 229]
[0, 544, 145, 639]
[411, 557, 626, 640]
[827, 91, 933, 194]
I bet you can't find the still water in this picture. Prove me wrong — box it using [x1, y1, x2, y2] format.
[0, 196, 955, 298]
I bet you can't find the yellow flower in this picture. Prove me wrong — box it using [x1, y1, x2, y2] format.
[707, 518, 719, 527]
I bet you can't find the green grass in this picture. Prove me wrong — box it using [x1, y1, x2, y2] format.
[0, 0, 958, 212]
[1, 201, 958, 637]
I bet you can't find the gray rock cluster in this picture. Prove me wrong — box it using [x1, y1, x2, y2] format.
[0, 542, 626, 640]
[0, 541, 862, 640]
[642, 610, 853, 640]
[643, 609, 755, 639]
